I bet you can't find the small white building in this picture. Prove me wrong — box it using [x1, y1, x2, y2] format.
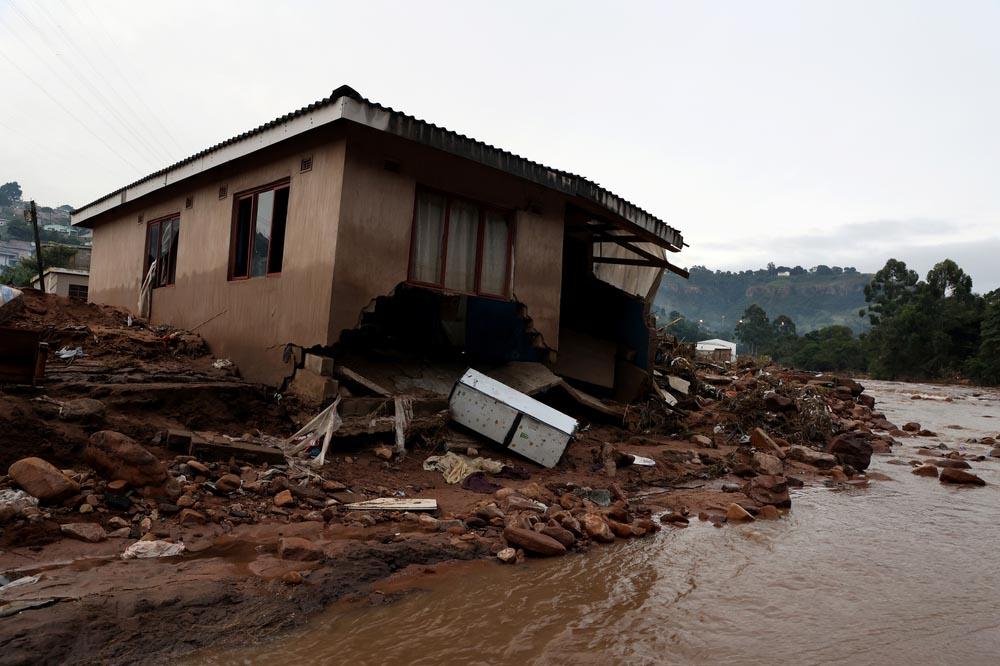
[30, 267, 89, 300]
[696, 338, 737, 363]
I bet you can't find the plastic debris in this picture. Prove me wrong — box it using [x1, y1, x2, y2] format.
[121, 540, 185, 560]
[55, 346, 85, 360]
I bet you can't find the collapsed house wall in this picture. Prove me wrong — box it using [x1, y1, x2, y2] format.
[87, 131, 348, 383]
[329, 125, 565, 349]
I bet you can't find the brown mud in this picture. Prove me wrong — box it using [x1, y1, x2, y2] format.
[0, 289, 956, 665]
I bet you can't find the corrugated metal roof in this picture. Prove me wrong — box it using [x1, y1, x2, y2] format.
[71, 85, 683, 249]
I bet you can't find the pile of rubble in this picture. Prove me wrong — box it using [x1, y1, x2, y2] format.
[1, 292, 990, 576]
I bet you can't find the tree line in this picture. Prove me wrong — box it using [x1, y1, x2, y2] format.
[668, 257, 999, 385]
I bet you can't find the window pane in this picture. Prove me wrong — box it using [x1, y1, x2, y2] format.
[411, 191, 445, 283]
[158, 220, 172, 286]
[480, 211, 509, 295]
[251, 190, 274, 277]
[444, 200, 479, 292]
[166, 218, 179, 284]
[267, 187, 289, 274]
[233, 197, 253, 278]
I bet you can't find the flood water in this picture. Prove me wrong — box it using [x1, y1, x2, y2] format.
[194, 381, 1000, 665]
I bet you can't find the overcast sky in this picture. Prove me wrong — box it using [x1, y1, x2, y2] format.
[2, 0, 998, 291]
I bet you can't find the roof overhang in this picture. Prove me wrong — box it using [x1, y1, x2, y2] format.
[71, 86, 684, 252]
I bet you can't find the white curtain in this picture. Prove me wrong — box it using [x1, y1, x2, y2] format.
[444, 200, 478, 291]
[411, 192, 445, 283]
[480, 211, 509, 294]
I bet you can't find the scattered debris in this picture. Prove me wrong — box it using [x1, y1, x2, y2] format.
[121, 540, 186, 559]
[343, 498, 438, 511]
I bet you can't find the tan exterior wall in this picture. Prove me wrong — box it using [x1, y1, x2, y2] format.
[88, 135, 347, 384]
[330, 127, 565, 348]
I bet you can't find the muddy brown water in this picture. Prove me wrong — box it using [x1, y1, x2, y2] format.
[191, 380, 1000, 665]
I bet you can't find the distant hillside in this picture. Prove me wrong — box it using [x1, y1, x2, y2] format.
[656, 264, 872, 335]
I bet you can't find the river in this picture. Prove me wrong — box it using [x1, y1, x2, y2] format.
[192, 380, 1000, 665]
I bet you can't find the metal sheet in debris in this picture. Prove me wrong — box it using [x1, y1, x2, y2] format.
[458, 369, 576, 435]
[449, 369, 578, 468]
[450, 382, 520, 444]
[508, 414, 573, 469]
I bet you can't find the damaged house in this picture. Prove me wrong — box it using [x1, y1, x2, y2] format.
[71, 86, 686, 397]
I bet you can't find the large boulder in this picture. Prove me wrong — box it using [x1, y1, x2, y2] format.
[742, 475, 791, 508]
[502, 526, 566, 556]
[828, 433, 873, 471]
[751, 452, 784, 476]
[939, 468, 986, 486]
[787, 445, 838, 470]
[8, 457, 79, 502]
[84, 431, 167, 487]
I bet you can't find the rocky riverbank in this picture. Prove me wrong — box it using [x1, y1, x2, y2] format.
[0, 290, 994, 665]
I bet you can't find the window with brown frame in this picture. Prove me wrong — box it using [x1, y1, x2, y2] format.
[144, 214, 180, 288]
[229, 181, 290, 279]
[68, 284, 88, 301]
[409, 189, 513, 297]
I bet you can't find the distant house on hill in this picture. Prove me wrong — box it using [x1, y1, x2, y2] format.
[31, 267, 89, 300]
[696, 338, 737, 363]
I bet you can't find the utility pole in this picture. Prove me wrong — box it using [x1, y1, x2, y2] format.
[26, 200, 45, 292]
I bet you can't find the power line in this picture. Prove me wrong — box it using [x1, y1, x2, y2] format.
[68, 0, 187, 155]
[0, 45, 144, 171]
[6, 0, 170, 165]
[30, 0, 179, 162]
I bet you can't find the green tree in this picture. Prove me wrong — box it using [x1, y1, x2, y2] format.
[970, 289, 1000, 384]
[734, 304, 772, 356]
[0, 181, 22, 207]
[0, 246, 78, 287]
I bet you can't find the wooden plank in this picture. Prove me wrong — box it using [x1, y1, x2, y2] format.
[344, 498, 438, 511]
[189, 438, 286, 465]
[335, 365, 392, 397]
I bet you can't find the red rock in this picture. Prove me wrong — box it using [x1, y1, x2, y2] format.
[939, 468, 986, 486]
[582, 514, 615, 542]
[502, 526, 566, 556]
[7, 457, 79, 501]
[933, 459, 971, 469]
[902, 422, 921, 432]
[828, 433, 874, 471]
[787, 446, 837, 469]
[106, 479, 129, 492]
[84, 431, 167, 487]
[751, 452, 784, 476]
[278, 536, 323, 561]
[750, 428, 786, 459]
[179, 508, 206, 525]
[540, 525, 576, 548]
[742, 475, 791, 508]
[757, 505, 781, 520]
[726, 503, 754, 522]
[606, 519, 634, 538]
[215, 474, 242, 493]
[60, 522, 107, 542]
[273, 489, 294, 507]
